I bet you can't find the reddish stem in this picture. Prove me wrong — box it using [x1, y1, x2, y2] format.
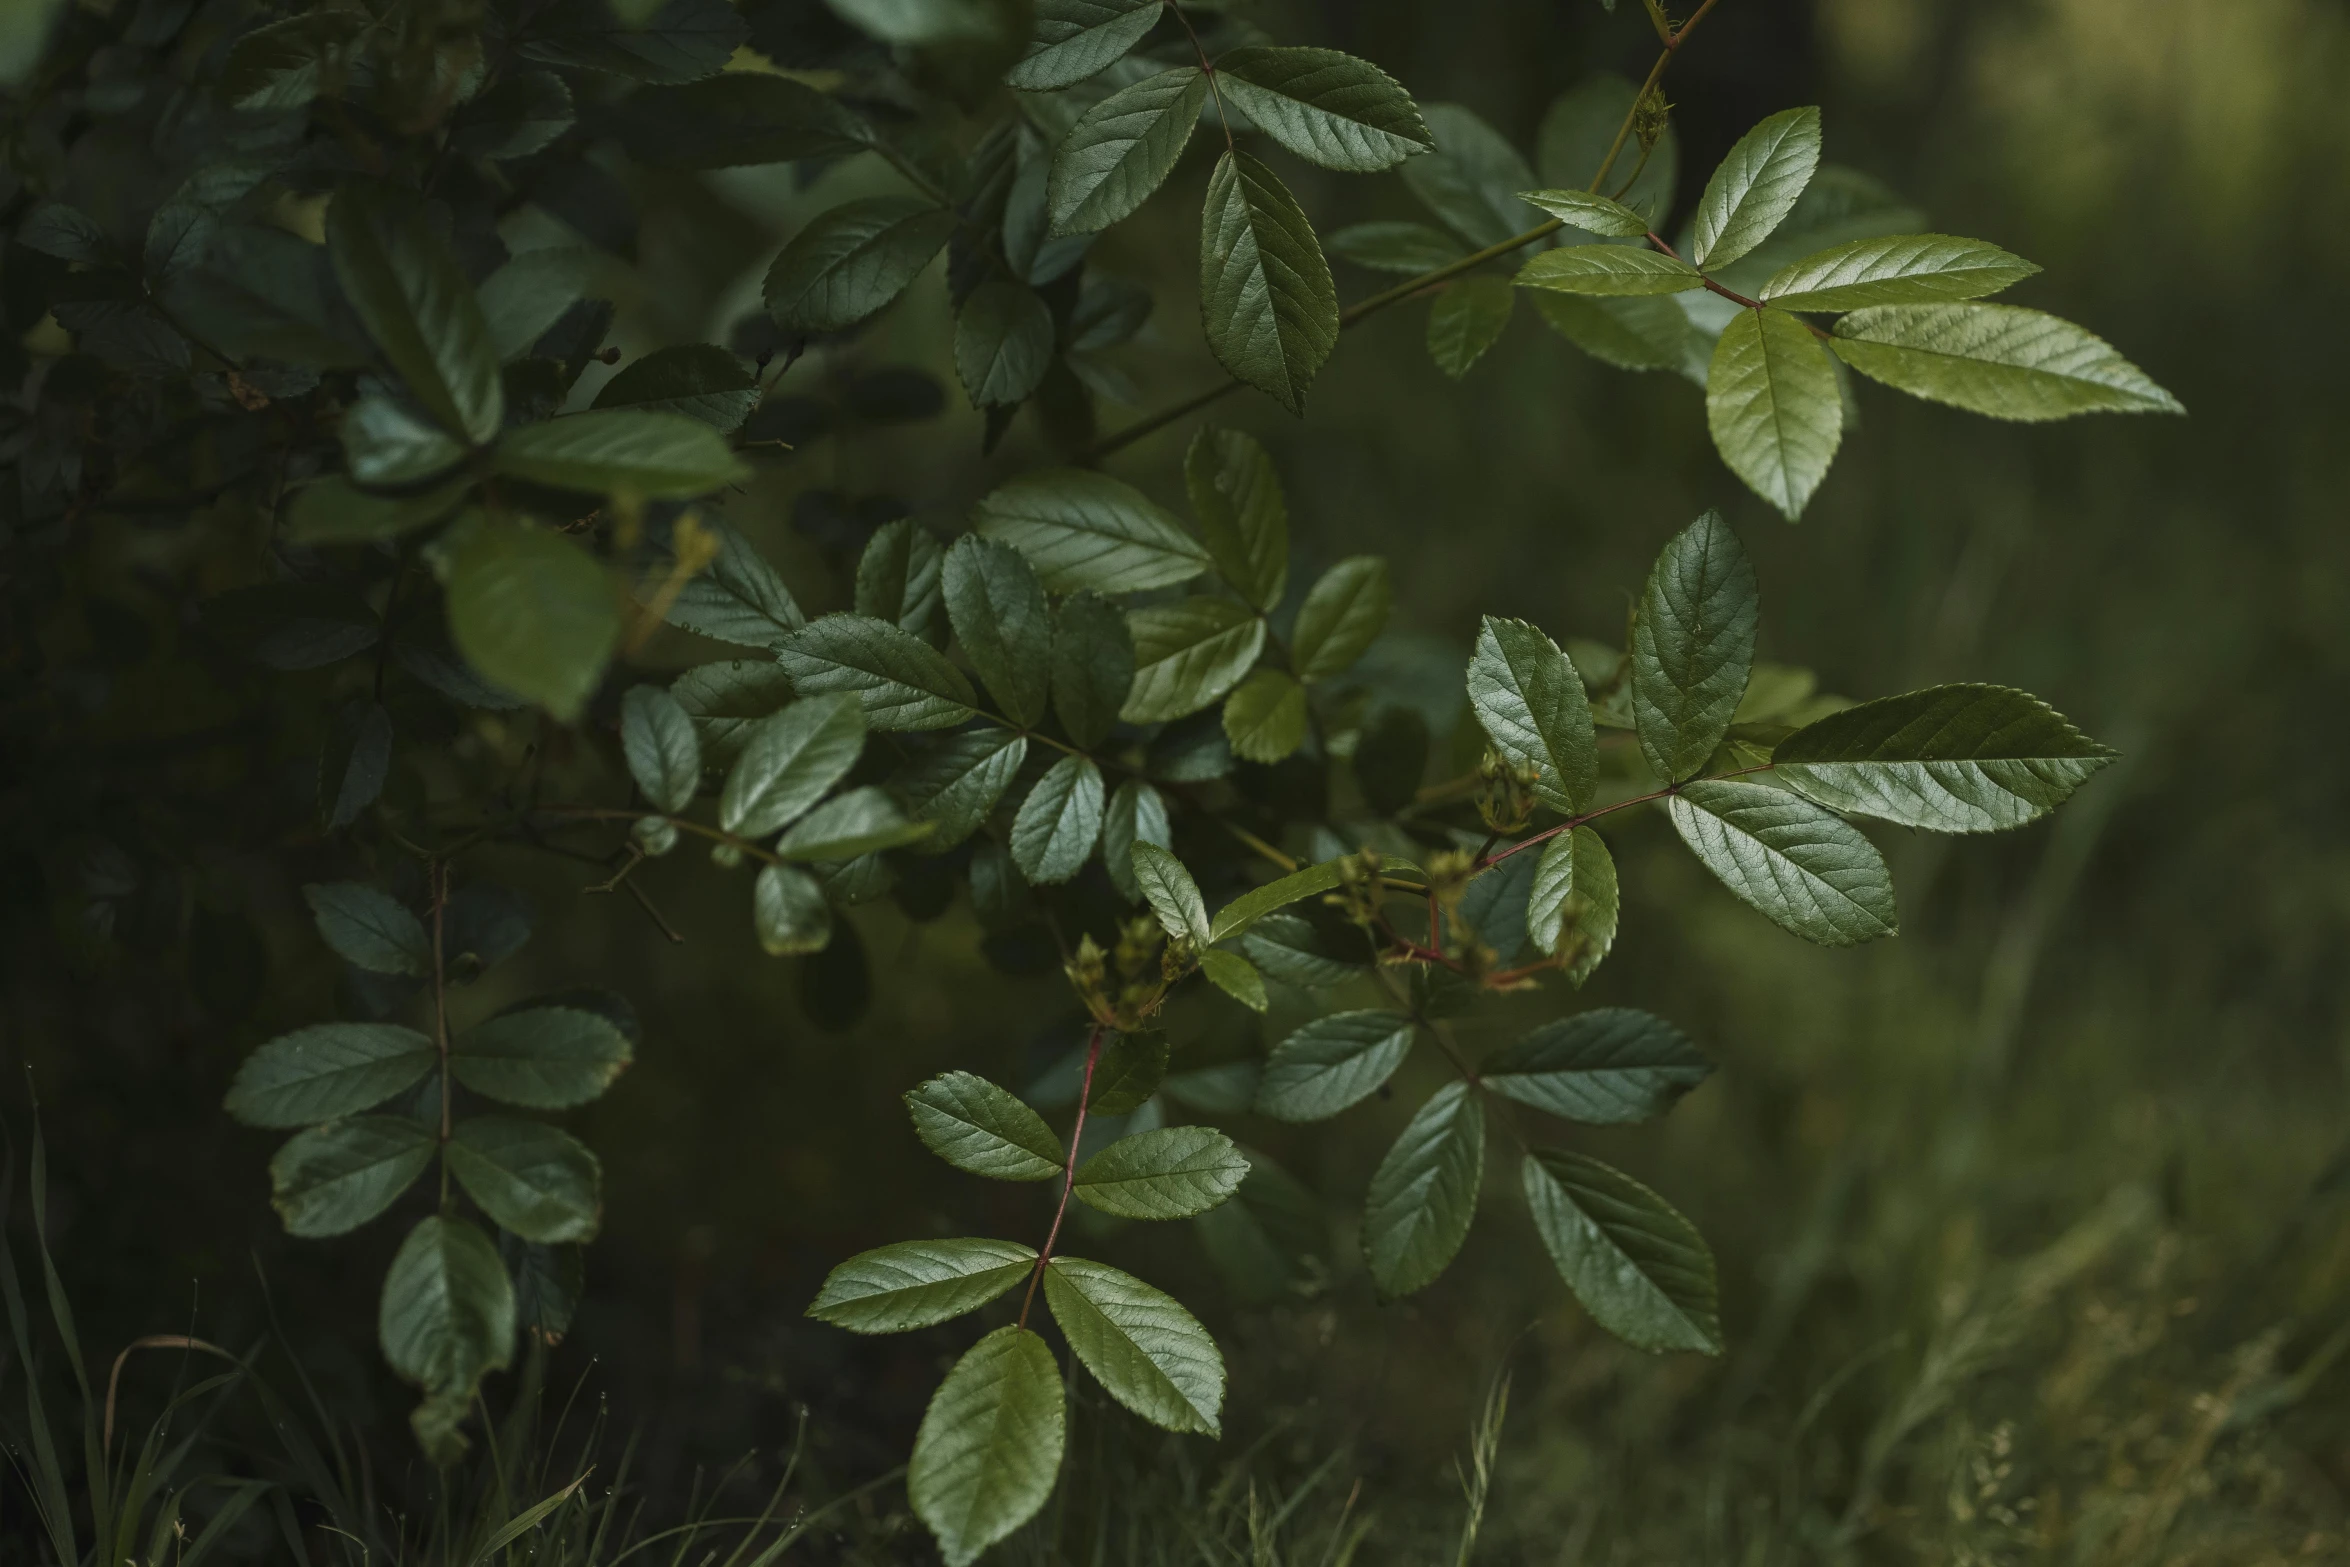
[1017, 1023, 1107, 1329]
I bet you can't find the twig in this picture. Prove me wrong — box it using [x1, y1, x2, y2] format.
[1017, 1023, 1107, 1330]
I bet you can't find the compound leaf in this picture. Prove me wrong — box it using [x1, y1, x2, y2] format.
[450, 1006, 634, 1109]
[1667, 779, 1897, 946]
[905, 1071, 1064, 1181]
[1706, 307, 1843, 519]
[763, 198, 955, 333]
[225, 1023, 437, 1129]
[1760, 233, 2039, 312]
[1011, 755, 1105, 884]
[447, 1118, 602, 1244]
[269, 1117, 435, 1237]
[1523, 1150, 1721, 1353]
[1214, 47, 1432, 173]
[1829, 303, 2183, 420]
[1074, 1126, 1247, 1219]
[621, 685, 702, 813]
[1362, 1081, 1484, 1296]
[778, 614, 978, 731]
[1772, 683, 2117, 832]
[1468, 617, 1596, 814]
[1292, 556, 1391, 680]
[1048, 68, 1208, 235]
[1044, 1257, 1223, 1435]
[974, 469, 1207, 594]
[1254, 1010, 1415, 1123]
[1200, 151, 1338, 416]
[1629, 510, 1758, 782]
[808, 1238, 1037, 1333]
[1690, 106, 1822, 270]
[1483, 1009, 1711, 1125]
[1123, 599, 1266, 724]
[908, 1328, 1064, 1567]
[719, 694, 867, 837]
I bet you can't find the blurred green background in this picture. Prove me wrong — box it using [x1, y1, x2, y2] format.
[26, 0, 2350, 1559]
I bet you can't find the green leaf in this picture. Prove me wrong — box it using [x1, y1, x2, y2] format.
[1707, 307, 1844, 519]
[1208, 858, 1348, 943]
[1075, 1126, 1247, 1219]
[1401, 103, 1537, 248]
[1047, 67, 1208, 235]
[1515, 245, 1703, 297]
[1291, 556, 1392, 680]
[451, 1005, 634, 1109]
[763, 198, 955, 333]
[778, 786, 930, 861]
[1089, 1032, 1170, 1116]
[1535, 73, 1679, 226]
[1525, 826, 1617, 984]
[592, 343, 760, 431]
[1528, 291, 1690, 372]
[1483, 1009, 1710, 1125]
[452, 69, 576, 161]
[1325, 220, 1467, 275]
[1238, 911, 1365, 988]
[518, 0, 745, 82]
[753, 863, 832, 956]
[808, 1239, 1038, 1333]
[1629, 510, 1758, 782]
[341, 396, 468, 486]
[1362, 1081, 1484, 1297]
[380, 1217, 512, 1446]
[492, 409, 749, 499]
[1222, 669, 1307, 765]
[944, 536, 1052, 727]
[1760, 234, 2039, 313]
[673, 659, 796, 767]
[1198, 948, 1268, 1012]
[269, 1117, 435, 1237]
[477, 248, 600, 362]
[662, 520, 806, 650]
[609, 73, 871, 167]
[1469, 616, 1597, 815]
[621, 686, 701, 813]
[1828, 303, 2183, 420]
[1199, 151, 1339, 416]
[1517, 187, 1650, 236]
[447, 1118, 602, 1244]
[895, 730, 1028, 851]
[1124, 599, 1267, 724]
[327, 182, 504, 444]
[1050, 591, 1135, 749]
[18, 203, 108, 264]
[719, 695, 866, 837]
[1011, 755, 1105, 885]
[906, 1071, 1064, 1181]
[303, 882, 429, 976]
[1522, 1151, 1721, 1353]
[1771, 683, 2117, 832]
[953, 282, 1054, 413]
[1184, 427, 1289, 613]
[825, 0, 1011, 47]
[217, 8, 366, 110]
[1007, 0, 1159, 90]
[1100, 780, 1171, 903]
[1214, 47, 1432, 172]
[1689, 106, 1822, 270]
[286, 476, 470, 546]
[1043, 1257, 1224, 1435]
[1255, 1011, 1415, 1123]
[778, 614, 978, 731]
[1668, 779, 1897, 946]
[1427, 275, 1515, 378]
[855, 518, 945, 642]
[1131, 842, 1210, 947]
[974, 470, 1207, 594]
[225, 1024, 437, 1129]
[908, 1327, 1065, 1567]
[446, 520, 620, 723]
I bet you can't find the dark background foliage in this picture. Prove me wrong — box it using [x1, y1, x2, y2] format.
[5, 0, 2346, 1558]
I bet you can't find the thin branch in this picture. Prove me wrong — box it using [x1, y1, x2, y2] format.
[1018, 1024, 1107, 1330]
[430, 861, 453, 1209]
